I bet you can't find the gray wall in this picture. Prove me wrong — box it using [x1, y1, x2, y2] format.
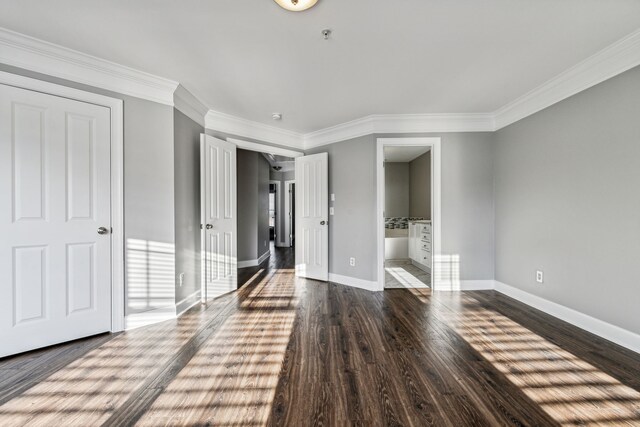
[384, 163, 410, 217]
[258, 155, 270, 257]
[307, 132, 495, 282]
[173, 109, 203, 312]
[307, 136, 378, 281]
[0, 64, 176, 317]
[409, 151, 431, 219]
[494, 65, 640, 335]
[236, 149, 271, 262]
[237, 149, 259, 262]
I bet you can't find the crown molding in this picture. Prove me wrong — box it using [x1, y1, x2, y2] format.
[3, 25, 639, 145]
[0, 27, 178, 105]
[174, 84, 208, 127]
[303, 113, 495, 149]
[494, 28, 640, 130]
[205, 110, 304, 149]
[204, 112, 494, 151]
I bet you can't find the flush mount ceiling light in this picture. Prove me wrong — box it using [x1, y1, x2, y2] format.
[273, 0, 319, 12]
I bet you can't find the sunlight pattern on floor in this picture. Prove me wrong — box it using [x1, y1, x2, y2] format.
[443, 297, 640, 426]
[0, 307, 220, 426]
[385, 267, 429, 289]
[135, 270, 299, 426]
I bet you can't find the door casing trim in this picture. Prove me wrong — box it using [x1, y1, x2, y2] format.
[284, 179, 295, 248]
[376, 137, 442, 292]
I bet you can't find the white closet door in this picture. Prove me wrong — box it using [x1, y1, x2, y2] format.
[295, 153, 329, 281]
[200, 134, 237, 300]
[0, 84, 112, 357]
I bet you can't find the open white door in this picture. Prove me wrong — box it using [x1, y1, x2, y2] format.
[0, 84, 112, 357]
[200, 134, 237, 300]
[295, 153, 329, 281]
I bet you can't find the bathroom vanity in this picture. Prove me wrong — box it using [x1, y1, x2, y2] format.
[408, 220, 431, 272]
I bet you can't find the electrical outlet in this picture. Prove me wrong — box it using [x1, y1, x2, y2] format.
[330, 207, 334, 215]
[178, 272, 185, 287]
[349, 257, 356, 267]
[536, 270, 544, 284]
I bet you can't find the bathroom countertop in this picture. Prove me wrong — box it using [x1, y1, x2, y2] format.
[409, 220, 432, 224]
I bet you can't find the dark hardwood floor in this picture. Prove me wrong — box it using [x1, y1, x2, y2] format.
[1, 244, 639, 426]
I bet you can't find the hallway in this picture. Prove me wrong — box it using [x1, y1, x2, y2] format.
[0, 249, 639, 425]
[238, 242, 294, 289]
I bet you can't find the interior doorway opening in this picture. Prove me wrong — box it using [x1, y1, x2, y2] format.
[382, 146, 433, 289]
[377, 137, 442, 291]
[235, 147, 297, 288]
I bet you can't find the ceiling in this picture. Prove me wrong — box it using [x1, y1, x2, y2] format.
[1, 1, 639, 133]
[384, 146, 431, 163]
[262, 153, 295, 172]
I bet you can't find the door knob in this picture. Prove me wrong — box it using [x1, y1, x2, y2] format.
[206, 224, 213, 230]
[97, 227, 109, 235]
[320, 220, 327, 225]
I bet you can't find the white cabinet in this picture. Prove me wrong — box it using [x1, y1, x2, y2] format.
[408, 222, 415, 260]
[409, 221, 431, 272]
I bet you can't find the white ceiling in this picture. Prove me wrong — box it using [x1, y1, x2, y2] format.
[384, 146, 431, 163]
[1, 1, 639, 133]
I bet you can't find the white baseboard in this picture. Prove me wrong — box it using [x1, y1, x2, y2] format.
[238, 250, 271, 269]
[460, 280, 496, 291]
[125, 305, 176, 330]
[176, 290, 202, 316]
[433, 279, 495, 291]
[258, 250, 270, 265]
[494, 281, 640, 354]
[237, 259, 257, 268]
[329, 273, 381, 292]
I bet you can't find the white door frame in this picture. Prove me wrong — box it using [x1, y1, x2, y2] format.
[269, 180, 282, 246]
[284, 179, 295, 247]
[0, 71, 125, 332]
[226, 137, 304, 158]
[376, 137, 441, 292]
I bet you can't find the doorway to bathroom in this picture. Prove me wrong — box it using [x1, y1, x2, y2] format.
[376, 138, 441, 290]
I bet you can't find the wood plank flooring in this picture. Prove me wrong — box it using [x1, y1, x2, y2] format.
[0, 245, 639, 426]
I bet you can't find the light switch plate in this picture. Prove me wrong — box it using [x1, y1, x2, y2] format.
[330, 207, 334, 215]
[331, 193, 335, 201]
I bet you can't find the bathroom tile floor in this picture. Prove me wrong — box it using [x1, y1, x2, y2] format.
[384, 259, 431, 289]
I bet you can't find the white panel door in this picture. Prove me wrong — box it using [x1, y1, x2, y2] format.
[0, 84, 111, 358]
[295, 153, 328, 281]
[200, 134, 237, 300]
